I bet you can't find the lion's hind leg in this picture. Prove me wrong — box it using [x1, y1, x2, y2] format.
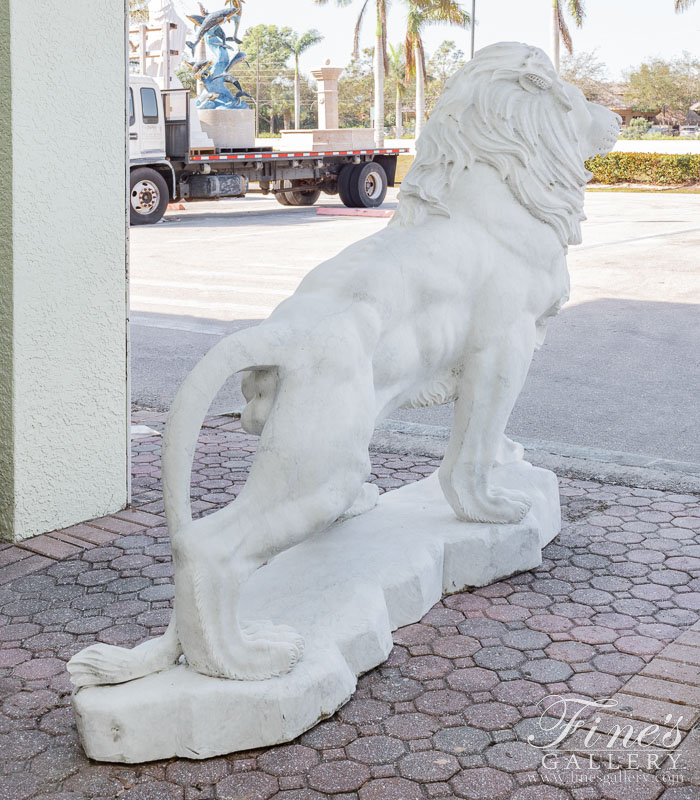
[172, 508, 307, 681]
[173, 340, 377, 681]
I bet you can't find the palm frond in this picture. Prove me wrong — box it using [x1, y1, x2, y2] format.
[566, 0, 585, 27]
[352, 0, 370, 59]
[404, 29, 416, 80]
[419, 0, 470, 25]
[418, 37, 427, 81]
[402, 0, 468, 79]
[378, 0, 390, 74]
[421, 6, 470, 28]
[557, 2, 573, 54]
[295, 29, 324, 55]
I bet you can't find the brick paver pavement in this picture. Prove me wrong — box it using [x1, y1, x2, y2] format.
[1, 412, 700, 800]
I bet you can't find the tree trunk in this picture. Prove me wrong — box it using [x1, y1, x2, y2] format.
[294, 63, 301, 129]
[374, 33, 385, 147]
[551, 1, 560, 74]
[415, 45, 425, 141]
[395, 89, 403, 139]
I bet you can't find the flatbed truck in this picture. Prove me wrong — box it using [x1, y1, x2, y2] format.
[129, 76, 407, 225]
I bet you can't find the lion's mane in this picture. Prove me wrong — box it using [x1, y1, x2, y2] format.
[391, 42, 592, 246]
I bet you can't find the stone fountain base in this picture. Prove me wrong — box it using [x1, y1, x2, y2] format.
[197, 108, 256, 150]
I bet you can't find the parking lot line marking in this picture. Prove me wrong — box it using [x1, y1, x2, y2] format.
[182, 267, 312, 277]
[131, 316, 230, 335]
[131, 279, 292, 296]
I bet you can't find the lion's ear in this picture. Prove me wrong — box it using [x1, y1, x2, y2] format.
[520, 71, 553, 92]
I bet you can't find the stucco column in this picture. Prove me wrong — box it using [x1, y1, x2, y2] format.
[311, 66, 344, 130]
[0, 0, 129, 542]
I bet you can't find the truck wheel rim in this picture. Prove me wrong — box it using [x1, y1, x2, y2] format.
[131, 180, 160, 215]
[364, 171, 383, 200]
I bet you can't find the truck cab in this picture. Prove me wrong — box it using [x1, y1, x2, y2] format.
[129, 76, 167, 162]
[129, 76, 183, 225]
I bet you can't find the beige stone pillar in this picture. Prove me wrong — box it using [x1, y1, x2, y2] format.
[0, 0, 129, 541]
[311, 66, 344, 130]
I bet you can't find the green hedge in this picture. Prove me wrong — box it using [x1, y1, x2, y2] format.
[586, 152, 700, 185]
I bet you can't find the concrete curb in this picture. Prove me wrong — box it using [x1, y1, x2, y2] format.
[371, 419, 700, 494]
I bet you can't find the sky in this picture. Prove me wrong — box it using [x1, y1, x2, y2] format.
[186, 0, 700, 82]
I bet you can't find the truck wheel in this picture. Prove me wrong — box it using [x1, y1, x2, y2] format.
[286, 189, 321, 206]
[349, 162, 388, 208]
[130, 168, 169, 226]
[275, 191, 292, 205]
[337, 164, 358, 207]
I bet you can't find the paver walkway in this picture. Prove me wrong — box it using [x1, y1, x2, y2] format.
[1, 412, 699, 800]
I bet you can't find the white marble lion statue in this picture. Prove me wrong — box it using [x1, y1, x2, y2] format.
[69, 42, 620, 688]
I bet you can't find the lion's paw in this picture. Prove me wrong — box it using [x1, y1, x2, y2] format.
[215, 621, 305, 681]
[457, 487, 532, 525]
[68, 643, 148, 688]
[68, 631, 181, 688]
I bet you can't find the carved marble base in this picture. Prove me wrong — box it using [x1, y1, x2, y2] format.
[72, 462, 560, 763]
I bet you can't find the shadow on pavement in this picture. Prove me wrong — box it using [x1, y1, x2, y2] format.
[131, 297, 700, 463]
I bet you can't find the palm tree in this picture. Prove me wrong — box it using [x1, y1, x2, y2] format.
[287, 30, 324, 129]
[404, 0, 469, 140]
[551, 1, 584, 74]
[388, 44, 407, 138]
[314, 0, 390, 146]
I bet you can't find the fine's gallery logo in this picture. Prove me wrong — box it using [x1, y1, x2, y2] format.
[528, 694, 688, 781]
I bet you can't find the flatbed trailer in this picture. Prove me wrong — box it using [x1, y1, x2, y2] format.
[129, 77, 408, 225]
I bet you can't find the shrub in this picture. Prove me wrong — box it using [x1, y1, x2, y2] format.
[586, 152, 700, 185]
[619, 117, 651, 139]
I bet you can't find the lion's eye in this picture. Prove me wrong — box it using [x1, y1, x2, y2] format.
[523, 73, 550, 90]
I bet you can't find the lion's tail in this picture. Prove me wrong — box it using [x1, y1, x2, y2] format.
[161, 326, 274, 539]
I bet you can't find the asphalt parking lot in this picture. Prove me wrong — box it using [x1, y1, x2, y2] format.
[130, 188, 700, 464]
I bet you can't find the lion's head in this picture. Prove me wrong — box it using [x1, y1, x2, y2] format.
[392, 42, 621, 246]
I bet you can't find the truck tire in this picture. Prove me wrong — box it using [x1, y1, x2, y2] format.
[337, 164, 358, 207]
[130, 168, 169, 226]
[286, 189, 321, 206]
[348, 162, 388, 208]
[275, 191, 292, 205]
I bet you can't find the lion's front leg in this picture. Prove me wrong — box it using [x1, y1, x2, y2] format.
[439, 322, 536, 524]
